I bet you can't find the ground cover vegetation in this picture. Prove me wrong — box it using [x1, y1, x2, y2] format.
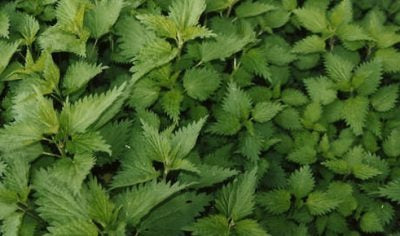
[1, 0, 400, 235]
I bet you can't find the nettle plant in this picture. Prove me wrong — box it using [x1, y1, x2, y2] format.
[1, 0, 400, 235]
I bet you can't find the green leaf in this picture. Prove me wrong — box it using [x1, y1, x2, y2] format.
[13, 92, 59, 134]
[200, 30, 255, 62]
[137, 14, 177, 39]
[60, 83, 125, 134]
[1, 212, 23, 236]
[354, 60, 382, 96]
[114, 16, 156, 61]
[371, 84, 398, 112]
[258, 189, 291, 214]
[131, 39, 179, 81]
[274, 107, 303, 130]
[383, 129, 400, 157]
[170, 117, 207, 161]
[116, 181, 186, 225]
[252, 101, 284, 123]
[336, 24, 371, 42]
[0, 122, 43, 153]
[360, 212, 384, 233]
[329, 0, 352, 27]
[85, 0, 123, 39]
[160, 89, 184, 121]
[292, 35, 326, 54]
[13, 12, 40, 45]
[216, 168, 257, 221]
[235, 1, 275, 18]
[287, 146, 317, 165]
[183, 68, 221, 101]
[0, 40, 18, 75]
[98, 120, 132, 163]
[191, 215, 229, 236]
[179, 164, 238, 188]
[67, 132, 111, 155]
[288, 165, 315, 199]
[234, 219, 269, 236]
[55, 0, 87, 34]
[281, 89, 309, 106]
[63, 61, 106, 95]
[342, 96, 369, 135]
[241, 48, 270, 80]
[45, 221, 98, 236]
[38, 27, 88, 56]
[0, 12, 9, 38]
[222, 83, 252, 120]
[111, 150, 159, 189]
[138, 192, 211, 236]
[374, 48, 400, 73]
[208, 113, 242, 136]
[306, 191, 340, 216]
[84, 177, 116, 228]
[294, 7, 328, 33]
[303, 102, 322, 124]
[129, 78, 160, 109]
[169, 0, 206, 30]
[304, 76, 337, 105]
[378, 178, 400, 204]
[33, 169, 89, 224]
[48, 153, 95, 194]
[324, 53, 354, 83]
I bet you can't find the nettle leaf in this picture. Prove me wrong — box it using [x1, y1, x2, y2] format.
[60, 83, 126, 134]
[251, 101, 284, 123]
[114, 16, 156, 61]
[354, 60, 382, 96]
[292, 35, 326, 54]
[131, 39, 179, 81]
[294, 7, 328, 33]
[179, 164, 238, 188]
[161, 89, 184, 121]
[288, 166, 315, 199]
[371, 84, 398, 112]
[0, 12, 9, 38]
[0, 40, 18, 74]
[378, 178, 400, 204]
[383, 128, 400, 157]
[304, 76, 337, 105]
[216, 168, 257, 221]
[38, 27, 88, 56]
[66, 131, 111, 155]
[342, 96, 369, 135]
[85, 0, 124, 39]
[329, 0, 352, 27]
[0, 122, 43, 152]
[374, 48, 400, 73]
[169, 0, 206, 30]
[235, 1, 275, 18]
[62, 60, 106, 95]
[222, 82, 252, 120]
[183, 67, 221, 101]
[306, 191, 341, 216]
[13, 12, 40, 46]
[258, 189, 291, 214]
[200, 25, 255, 62]
[324, 53, 354, 83]
[138, 192, 211, 236]
[191, 214, 229, 236]
[234, 219, 269, 236]
[241, 48, 270, 80]
[116, 181, 186, 225]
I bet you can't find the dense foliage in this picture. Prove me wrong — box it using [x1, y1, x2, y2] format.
[1, 0, 400, 235]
